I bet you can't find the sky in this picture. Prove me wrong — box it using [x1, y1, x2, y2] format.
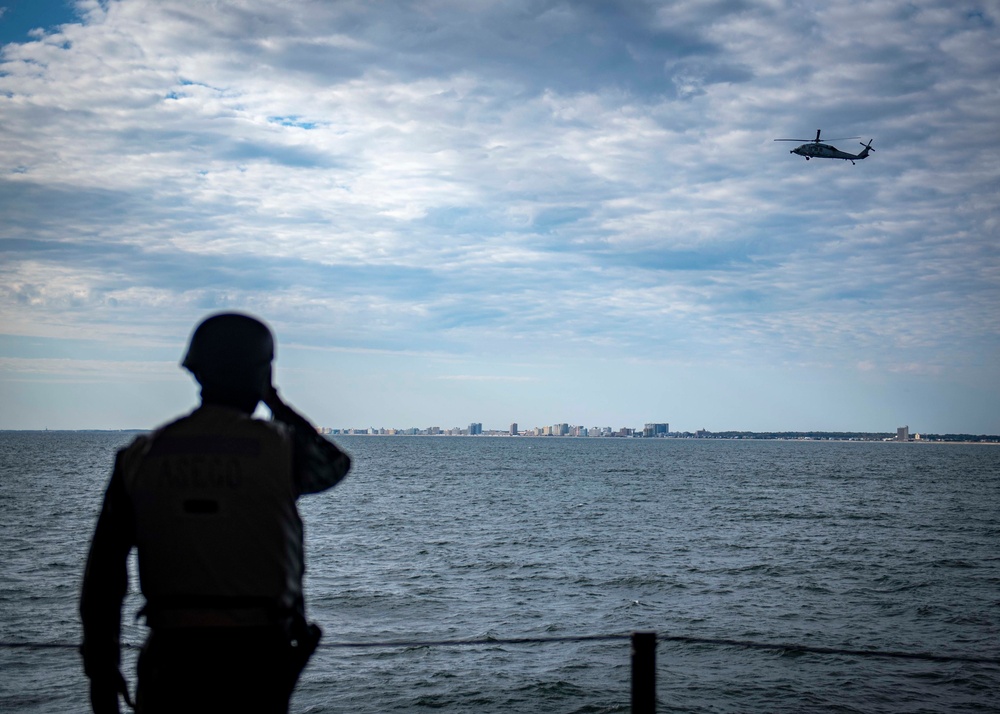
[1, 0, 998, 434]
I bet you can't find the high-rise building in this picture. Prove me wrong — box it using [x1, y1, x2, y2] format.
[469, 422, 483, 435]
[643, 423, 669, 437]
[897, 426, 909, 442]
[509, 423, 518, 436]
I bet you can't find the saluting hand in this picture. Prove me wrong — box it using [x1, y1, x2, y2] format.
[263, 384, 287, 415]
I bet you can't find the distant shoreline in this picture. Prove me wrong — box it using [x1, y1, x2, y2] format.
[4, 429, 997, 444]
[0, 429, 149, 433]
[331, 433, 1000, 444]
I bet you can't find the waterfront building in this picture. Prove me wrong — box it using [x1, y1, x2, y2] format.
[509, 423, 518, 436]
[643, 423, 669, 437]
[897, 426, 909, 442]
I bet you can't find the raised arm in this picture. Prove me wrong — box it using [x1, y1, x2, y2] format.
[263, 385, 351, 496]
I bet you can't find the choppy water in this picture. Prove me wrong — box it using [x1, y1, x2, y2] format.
[1, 432, 998, 712]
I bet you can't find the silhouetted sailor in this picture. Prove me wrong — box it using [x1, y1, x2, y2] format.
[80, 313, 351, 713]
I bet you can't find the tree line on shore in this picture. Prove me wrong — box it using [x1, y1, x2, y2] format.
[688, 431, 999, 442]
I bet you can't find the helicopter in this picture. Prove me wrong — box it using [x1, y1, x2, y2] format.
[774, 129, 874, 164]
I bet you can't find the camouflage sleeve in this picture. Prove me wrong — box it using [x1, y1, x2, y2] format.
[270, 401, 352, 496]
[79, 450, 135, 679]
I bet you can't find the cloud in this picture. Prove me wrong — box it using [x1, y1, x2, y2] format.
[0, 356, 177, 381]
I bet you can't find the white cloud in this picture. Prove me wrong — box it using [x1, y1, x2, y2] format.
[0, 356, 177, 380]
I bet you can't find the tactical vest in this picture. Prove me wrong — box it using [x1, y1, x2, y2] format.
[121, 405, 303, 617]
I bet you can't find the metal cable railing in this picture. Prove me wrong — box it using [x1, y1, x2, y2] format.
[3, 631, 998, 714]
[3, 631, 997, 664]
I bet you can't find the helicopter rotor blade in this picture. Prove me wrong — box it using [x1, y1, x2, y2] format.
[773, 136, 861, 142]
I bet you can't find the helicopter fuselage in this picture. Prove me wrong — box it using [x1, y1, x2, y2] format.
[791, 142, 862, 161]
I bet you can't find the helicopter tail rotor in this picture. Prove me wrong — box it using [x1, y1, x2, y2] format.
[857, 140, 874, 159]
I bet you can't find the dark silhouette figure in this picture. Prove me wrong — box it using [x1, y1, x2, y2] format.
[80, 313, 351, 713]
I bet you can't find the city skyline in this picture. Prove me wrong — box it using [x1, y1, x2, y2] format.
[321, 422, 670, 437]
[314, 420, 999, 441]
[2, 2, 998, 434]
[317, 421, 984, 440]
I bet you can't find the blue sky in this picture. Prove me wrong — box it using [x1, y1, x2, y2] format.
[0, 1, 78, 46]
[1, 0, 998, 433]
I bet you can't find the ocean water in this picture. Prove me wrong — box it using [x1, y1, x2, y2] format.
[1, 432, 998, 712]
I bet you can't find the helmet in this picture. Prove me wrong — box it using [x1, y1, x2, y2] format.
[182, 313, 274, 400]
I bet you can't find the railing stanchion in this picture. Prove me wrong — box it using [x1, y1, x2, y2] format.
[631, 631, 656, 713]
